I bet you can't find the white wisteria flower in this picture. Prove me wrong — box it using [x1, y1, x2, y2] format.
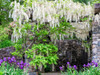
[9, 0, 94, 42]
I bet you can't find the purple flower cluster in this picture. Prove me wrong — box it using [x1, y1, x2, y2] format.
[59, 61, 99, 71]
[7, 56, 16, 63]
[0, 59, 3, 66]
[66, 62, 77, 70]
[59, 62, 77, 71]
[66, 62, 72, 68]
[83, 60, 98, 68]
[0, 56, 30, 69]
[17, 61, 30, 69]
[59, 66, 63, 71]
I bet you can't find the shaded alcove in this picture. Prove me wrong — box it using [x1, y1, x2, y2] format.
[55, 40, 88, 71]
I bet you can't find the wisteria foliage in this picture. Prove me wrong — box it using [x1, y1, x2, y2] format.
[9, 0, 94, 42]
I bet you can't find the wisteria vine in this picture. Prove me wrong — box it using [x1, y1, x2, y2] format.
[9, 0, 94, 42]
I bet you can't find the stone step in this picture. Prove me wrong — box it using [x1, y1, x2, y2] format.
[41, 73, 61, 75]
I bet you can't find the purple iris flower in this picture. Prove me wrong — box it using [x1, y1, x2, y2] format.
[17, 62, 20, 66]
[73, 65, 77, 70]
[9, 60, 12, 63]
[10, 56, 16, 63]
[0, 59, 3, 63]
[24, 63, 27, 66]
[91, 60, 98, 67]
[90, 63, 92, 66]
[3, 57, 7, 61]
[11, 58, 14, 62]
[92, 60, 96, 65]
[20, 65, 24, 69]
[95, 63, 98, 67]
[12, 56, 15, 60]
[67, 62, 70, 65]
[86, 63, 91, 67]
[20, 61, 23, 65]
[66, 62, 71, 68]
[59, 66, 63, 71]
[14, 59, 16, 62]
[69, 65, 71, 68]
[83, 64, 86, 67]
[8, 57, 11, 60]
[92, 60, 95, 63]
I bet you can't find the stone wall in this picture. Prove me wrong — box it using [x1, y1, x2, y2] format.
[92, 3, 100, 63]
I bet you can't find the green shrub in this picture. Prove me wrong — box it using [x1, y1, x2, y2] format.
[0, 0, 13, 25]
[25, 44, 58, 68]
[73, 0, 91, 4]
[0, 26, 13, 48]
[0, 72, 3, 75]
[0, 40, 13, 48]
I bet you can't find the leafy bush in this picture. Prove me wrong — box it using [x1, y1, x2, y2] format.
[73, 0, 91, 4]
[92, 0, 100, 4]
[0, 0, 13, 25]
[0, 40, 13, 48]
[25, 44, 58, 68]
[0, 0, 14, 49]
[0, 26, 13, 48]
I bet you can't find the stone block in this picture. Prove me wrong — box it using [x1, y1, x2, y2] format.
[92, 34, 97, 37]
[28, 72, 38, 75]
[97, 52, 100, 56]
[92, 41, 98, 45]
[98, 48, 100, 51]
[95, 3, 100, 14]
[92, 45, 96, 49]
[97, 34, 100, 37]
[98, 41, 100, 46]
[93, 37, 98, 41]
[92, 48, 97, 54]
[41, 73, 61, 75]
[93, 26, 100, 34]
[95, 3, 100, 9]
[92, 56, 98, 59]
[92, 22, 99, 26]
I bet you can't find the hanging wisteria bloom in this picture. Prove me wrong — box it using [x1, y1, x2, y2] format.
[9, 0, 94, 42]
